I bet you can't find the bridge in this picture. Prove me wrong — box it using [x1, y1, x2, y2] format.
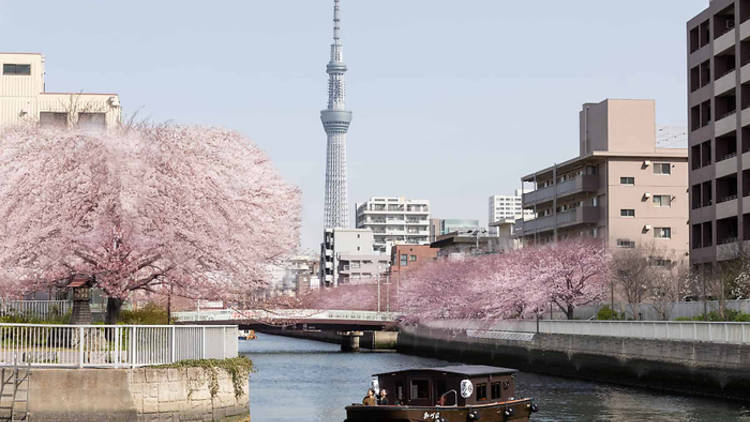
[173, 308, 400, 331]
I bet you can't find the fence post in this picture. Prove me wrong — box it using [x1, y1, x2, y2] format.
[78, 326, 84, 368]
[171, 326, 176, 364]
[222, 327, 226, 358]
[114, 326, 120, 369]
[131, 326, 137, 368]
[202, 327, 206, 359]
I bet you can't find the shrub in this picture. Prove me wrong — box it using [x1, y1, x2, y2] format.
[118, 302, 173, 325]
[596, 305, 624, 320]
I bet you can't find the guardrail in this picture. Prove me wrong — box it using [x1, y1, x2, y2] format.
[174, 309, 399, 323]
[0, 300, 71, 320]
[424, 319, 750, 345]
[0, 324, 238, 368]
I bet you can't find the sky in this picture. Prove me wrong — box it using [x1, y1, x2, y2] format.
[0, 0, 708, 250]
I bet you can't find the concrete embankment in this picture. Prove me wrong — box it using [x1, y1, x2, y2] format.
[397, 325, 750, 402]
[27, 367, 249, 421]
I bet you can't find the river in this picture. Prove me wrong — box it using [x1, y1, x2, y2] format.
[243, 333, 750, 421]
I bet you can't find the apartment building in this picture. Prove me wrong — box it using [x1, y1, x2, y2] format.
[389, 244, 438, 276]
[355, 197, 430, 253]
[0, 53, 120, 129]
[518, 99, 689, 260]
[319, 228, 387, 287]
[489, 190, 534, 235]
[688, 0, 750, 267]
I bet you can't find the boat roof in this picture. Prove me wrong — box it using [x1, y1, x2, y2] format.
[374, 365, 518, 378]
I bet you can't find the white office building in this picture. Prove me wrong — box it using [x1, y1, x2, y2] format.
[489, 190, 533, 235]
[355, 197, 430, 253]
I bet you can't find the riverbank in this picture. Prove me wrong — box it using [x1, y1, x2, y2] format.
[397, 324, 750, 403]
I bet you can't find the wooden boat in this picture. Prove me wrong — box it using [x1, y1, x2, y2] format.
[345, 365, 538, 422]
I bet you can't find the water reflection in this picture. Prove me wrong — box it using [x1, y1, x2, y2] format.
[244, 333, 749, 422]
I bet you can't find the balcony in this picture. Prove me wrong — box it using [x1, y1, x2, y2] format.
[715, 71, 736, 96]
[520, 206, 599, 236]
[715, 113, 736, 137]
[716, 153, 738, 178]
[523, 174, 598, 207]
[742, 19, 750, 41]
[715, 28, 736, 54]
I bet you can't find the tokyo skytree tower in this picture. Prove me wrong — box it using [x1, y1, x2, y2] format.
[321, 0, 352, 229]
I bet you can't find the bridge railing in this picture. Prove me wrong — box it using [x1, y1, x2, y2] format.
[424, 319, 750, 344]
[173, 308, 399, 323]
[0, 323, 238, 368]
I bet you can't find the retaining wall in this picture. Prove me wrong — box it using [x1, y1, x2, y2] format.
[398, 325, 750, 402]
[28, 367, 249, 421]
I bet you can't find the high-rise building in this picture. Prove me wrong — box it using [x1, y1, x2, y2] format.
[518, 99, 689, 262]
[321, 0, 352, 229]
[355, 197, 430, 253]
[687, 1, 750, 268]
[488, 190, 534, 235]
[0, 53, 120, 129]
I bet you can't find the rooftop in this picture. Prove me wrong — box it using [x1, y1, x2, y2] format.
[374, 365, 518, 378]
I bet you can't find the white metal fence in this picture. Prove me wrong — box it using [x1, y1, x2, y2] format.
[174, 308, 399, 323]
[0, 300, 71, 320]
[0, 324, 238, 368]
[424, 319, 750, 344]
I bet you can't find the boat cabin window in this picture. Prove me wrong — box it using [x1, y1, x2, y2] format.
[476, 383, 487, 401]
[395, 382, 404, 402]
[410, 379, 430, 399]
[491, 382, 501, 399]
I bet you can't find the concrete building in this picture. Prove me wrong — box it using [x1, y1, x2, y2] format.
[687, 0, 750, 267]
[429, 218, 480, 242]
[488, 218, 522, 252]
[0, 53, 120, 129]
[336, 253, 389, 285]
[320, 227, 384, 287]
[518, 99, 689, 260]
[488, 190, 534, 235]
[355, 197, 430, 253]
[431, 231, 496, 259]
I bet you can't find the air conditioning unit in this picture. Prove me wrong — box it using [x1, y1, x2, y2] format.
[726, 20, 735, 30]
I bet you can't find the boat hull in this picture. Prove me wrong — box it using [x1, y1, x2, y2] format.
[345, 398, 533, 422]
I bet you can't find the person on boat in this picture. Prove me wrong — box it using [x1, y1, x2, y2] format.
[362, 389, 377, 406]
[377, 388, 389, 405]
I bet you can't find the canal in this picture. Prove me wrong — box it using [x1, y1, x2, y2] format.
[243, 333, 750, 421]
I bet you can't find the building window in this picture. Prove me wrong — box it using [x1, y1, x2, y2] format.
[653, 195, 672, 207]
[410, 255, 417, 262]
[400, 254, 408, 266]
[491, 382, 502, 399]
[617, 239, 636, 248]
[655, 227, 672, 239]
[620, 176, 635, 185]
[475, 383, 487, 401]
[654, 163, 671, 175]
[650, 257, 672, 268]
[2, 63, 31, 75]
[620, 209, 635, 217]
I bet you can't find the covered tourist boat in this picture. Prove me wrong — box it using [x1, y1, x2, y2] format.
[345, 365, 538, 422]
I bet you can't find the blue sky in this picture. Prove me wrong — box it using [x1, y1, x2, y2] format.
[0, 0, 707, 249]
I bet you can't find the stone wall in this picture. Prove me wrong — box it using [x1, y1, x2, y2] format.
[398, 325, 750, 402]
[28, 367, 249, 421]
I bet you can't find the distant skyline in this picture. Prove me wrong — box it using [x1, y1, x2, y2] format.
[0, 0, 706, 250]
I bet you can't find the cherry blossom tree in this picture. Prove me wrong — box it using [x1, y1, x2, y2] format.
[396, 238, 610, 323]
[0, 124, 300, 322]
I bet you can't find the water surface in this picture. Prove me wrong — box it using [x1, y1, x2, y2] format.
[244, 333, 750, 421]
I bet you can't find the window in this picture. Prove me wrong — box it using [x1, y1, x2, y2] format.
[654, 163, 671, 175]
[620, 209, 635, 217]
[410, 379, 429, 399]
[475, 383, 487, 401]
[410, 255, 417, 262]
[2, 63, 31, 75]
[655, 227, 672, 239]
[620, 177, 635, 185]
[650, 257, 673, 267]
[617, 239, 635, 248]
[653, 195, 672, 207]
[491, 382, 502, 399]
[400, 254, 408, 267]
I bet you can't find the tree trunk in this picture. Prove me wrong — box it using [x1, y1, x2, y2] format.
[105, 297, 124, 324]
[566, 305, 574, 320]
